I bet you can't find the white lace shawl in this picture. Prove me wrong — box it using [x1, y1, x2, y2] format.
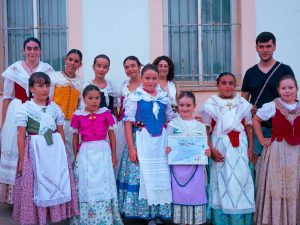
[2, 61, 54, 99]
[15, 101, 64, 134]
[199, 94, 252, 135]
[124, 86, 175, 122]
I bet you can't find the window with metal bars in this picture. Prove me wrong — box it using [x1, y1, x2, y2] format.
[0, 0, 67, 71]
[164, 0, 240, 90]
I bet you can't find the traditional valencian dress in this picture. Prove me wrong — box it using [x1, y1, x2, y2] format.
[0, 61, 53, 204]
[51, 71, 84, 163]
[69, 107, 123, 225]
[167, 116, 207, 224]
[255, 98, 300, 225]
[115, 80, 136, 175]
[12, 100, 79, 225]
[81, 79, 119, 115]
[200, 94, 255, 225]
[117, 86, 175, 219]
[160, 81, 177, 110]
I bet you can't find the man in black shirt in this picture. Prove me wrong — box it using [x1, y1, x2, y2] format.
[241, 32, 294, 163]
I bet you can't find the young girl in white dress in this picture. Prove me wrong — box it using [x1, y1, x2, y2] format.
[70, 84, 123, 225]
[13, 72, 78, 225]
[199, 72, 255, 225]
[253, 75, 300, 225]
[166, 91, 211, 225]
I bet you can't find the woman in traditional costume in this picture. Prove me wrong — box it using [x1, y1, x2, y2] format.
[51, 49, 84, 163]
[152, 55, 178, 111]
[0, 37, 53, 204]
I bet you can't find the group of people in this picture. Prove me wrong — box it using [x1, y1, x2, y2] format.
[0, 31, 298, 225]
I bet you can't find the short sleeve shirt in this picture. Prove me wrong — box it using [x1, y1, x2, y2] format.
[70, 108, 115, 142]
[241, 61, 294, 108]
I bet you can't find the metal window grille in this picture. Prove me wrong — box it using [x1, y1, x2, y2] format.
[165, 0, 240, 90]
[1, 0, 68, 71]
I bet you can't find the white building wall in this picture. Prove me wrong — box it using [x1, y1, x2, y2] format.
[256, 0, 300, 81]
[81, 1, 150, 87]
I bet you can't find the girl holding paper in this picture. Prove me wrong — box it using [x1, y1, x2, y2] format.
[166, 91, 211, 225]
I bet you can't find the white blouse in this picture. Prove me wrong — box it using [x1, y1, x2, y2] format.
[16, 101, 65, 131]
[256, 99, 298, 121]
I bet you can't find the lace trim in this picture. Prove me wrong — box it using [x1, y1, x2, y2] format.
[123, 115, 136, 122]
[70, 127, 79, 134]
[29, 137, 71, 207]
[73, 107, 109, 116]
[143, 189, 172, 205]
[108, 124, 117, 131]
[275, 98, 300, 124]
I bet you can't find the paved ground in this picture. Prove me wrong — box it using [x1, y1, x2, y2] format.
[0, 203, 176, 225]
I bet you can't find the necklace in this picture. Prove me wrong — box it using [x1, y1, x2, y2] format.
[23, 61, 39, 74]
[218, 94, 234, 99]
[63, 70, 76, 79]
[128, 79, 140, 91]
[143, 88, 156, 94]
[225, 101, 233, 111]
[62, 70, 77, 88]
[92, 79, 107, 89]
[218, 95, 234, 111]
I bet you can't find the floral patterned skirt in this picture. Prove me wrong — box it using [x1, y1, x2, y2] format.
[70, 141, 123, 225]
[0, 183, 13, 204]
[70, 199, 123, 225]
[117, 147, 172, 219]
[211, 209, 253, 225]
[255, 140, 300, 225]
[12, 138, 79, 225]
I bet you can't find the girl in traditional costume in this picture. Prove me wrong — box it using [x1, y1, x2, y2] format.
[152, 55, 178, 111]
[199, 72, 255, 225]
[51, 49, 84, 164]
[115, 56, 142, 175]
[0, 37, 53, 204]
[166, 91, 211, 225]
[254, 75, 300, 225]
[81, 54, 119, 118]
[70, 84, 123, 225]
[13, 72, 79, 225]
[118, 64, 175, 225]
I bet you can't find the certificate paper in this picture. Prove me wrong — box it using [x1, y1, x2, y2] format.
[167, 135, 208, 165]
